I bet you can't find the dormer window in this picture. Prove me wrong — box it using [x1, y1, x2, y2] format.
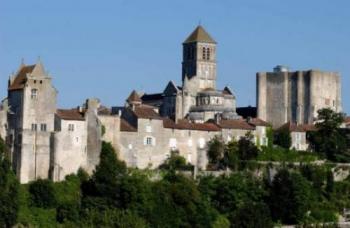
[31, 89, 38, 99]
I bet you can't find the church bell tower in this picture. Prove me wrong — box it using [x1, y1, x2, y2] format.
[182, 25, 217, 93]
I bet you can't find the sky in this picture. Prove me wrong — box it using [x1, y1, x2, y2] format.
[0, 0, 349, 113]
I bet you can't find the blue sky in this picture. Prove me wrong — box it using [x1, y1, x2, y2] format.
[0, 0, 349, 113]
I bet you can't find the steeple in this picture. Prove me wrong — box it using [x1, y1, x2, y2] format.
[182, 25, 217, 92]
[183, 25, 216, 44]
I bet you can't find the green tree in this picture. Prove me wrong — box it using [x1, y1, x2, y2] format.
[230, 201, 273, 228]
[0, 137, 19, 227]
[207, 136, 225, 169]
[223, 139, 239, 170]
[309, 108, 348, 161]
[237, 133, 259, 164]
[160, 152, 192, 171]
[28, 179, 57, 208]
[269, 169, 312, 224]
[199, 173, 266, 215]
[150, 173, 217, 228]
[274, 128, 292, 149]
[81, 141, 127, 211]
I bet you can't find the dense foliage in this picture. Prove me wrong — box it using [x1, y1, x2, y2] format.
[309, 108, 350, 162]
[0, 137, 19, 227]
[1, 132, 350, 226]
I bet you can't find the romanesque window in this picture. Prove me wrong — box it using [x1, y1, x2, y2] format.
[206, 48, 210, 60]
[31, 123, 37, 131]
[68, 124, 75, 131]
[31, 89, 37, 99]
[202, 47, 206, 60]
[144, 136, 155, 146]
[40, 124, 47, 132]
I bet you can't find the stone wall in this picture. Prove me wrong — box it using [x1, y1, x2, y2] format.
[52, 119, 87, 181]
[257, 69, 342, 128]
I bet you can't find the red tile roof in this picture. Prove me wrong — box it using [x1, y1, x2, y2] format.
[218, 119, 255, 130]
[163, 119, 220, 131]
[120, 119, 137, 132]
[133, 106, 162, 119]
[278, 122, 317, 132]
[344, 117, 350, 124]
[8, 65, 35, 91]
[248, 118, 270, 127]
[56, 109, 85, 121]
[127, 90, 142, 103]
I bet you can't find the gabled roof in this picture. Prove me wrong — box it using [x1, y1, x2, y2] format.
[248, 118, 270, 127]
[8, 64, 35, 91]
[120, 118, 137, 132]
[218, 119, 255, 130]
[133, 105, 162, 120]
[344, 117, 350, 124]
[56, 109, 85, 121]
[8, 61, 48, 91]
[163, 118, 220, 131]
[163, 80, 180, 96]
[222, 86, 233, 95]
[183, 25, 216, 44]
[127, 90, 142, 103]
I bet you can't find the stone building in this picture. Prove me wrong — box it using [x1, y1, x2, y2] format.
[99, 91, 270, 170]
[94, 25, 271, 169]
[4, 61, 101, 183]
[141, 25, 239, 123]
[257, 65, 342, 128]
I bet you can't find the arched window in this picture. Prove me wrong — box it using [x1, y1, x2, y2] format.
[202, 47, 206, 60]
[207, 48, 210, 60]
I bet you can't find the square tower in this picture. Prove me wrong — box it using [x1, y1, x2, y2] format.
[182, 25, 217, 94]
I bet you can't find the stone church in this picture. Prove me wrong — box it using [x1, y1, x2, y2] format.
[141, 25, 239, 122]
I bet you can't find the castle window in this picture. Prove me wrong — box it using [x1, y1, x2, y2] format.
[40, 124, 47, 132]
[40, 80, 43, 84]
[144, 136, 155, 146]
[31, 89, 38, 99]
[31, 124, 37, 131]
[202, 47, 206, 60]
[68, 124, 75, 131]
[206, 48, 210, 60]
[34, 80, 37, 84]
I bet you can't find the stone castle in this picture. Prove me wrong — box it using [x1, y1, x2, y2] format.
[0, 26, 343, 183]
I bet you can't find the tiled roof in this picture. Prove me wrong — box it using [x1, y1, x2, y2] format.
[278, 122, 317, 132]
[127, 90, 142, 103]
[184, 25, 216, 44]
[248, 118, 270, 127]
[218, 119, 255, 130]
[163, 119, 220, 131]
[56, 109, 85, 121]
[8, 65, 36, 91]
[98, 106, 112, 115]
[344, 117, 350, 124]
[133, 106, 162, 119]
[120, 119, 137, 132]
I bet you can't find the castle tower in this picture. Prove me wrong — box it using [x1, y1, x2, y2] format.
[7, 59, 57, 183]
[182, 25, 217, 93]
